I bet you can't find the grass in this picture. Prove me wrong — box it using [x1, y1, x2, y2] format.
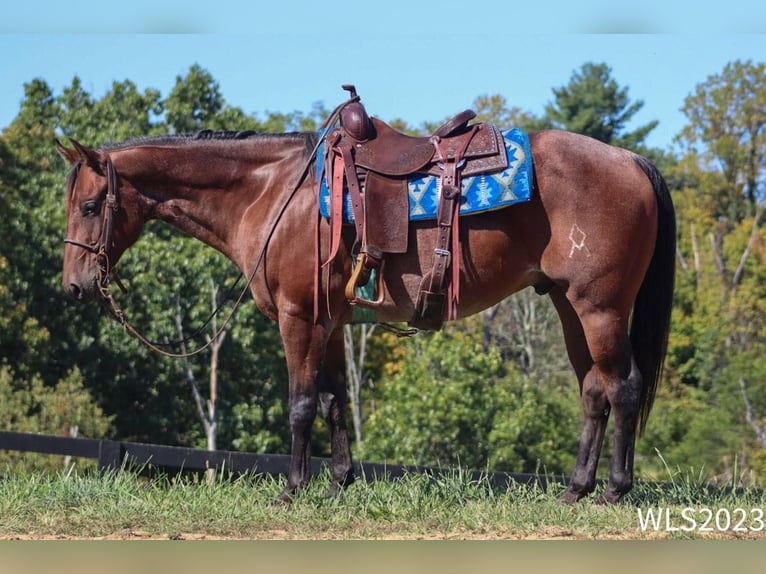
[2, 462, 765, 540]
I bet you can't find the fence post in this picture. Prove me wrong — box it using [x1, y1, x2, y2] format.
[98, 440, 123, 475]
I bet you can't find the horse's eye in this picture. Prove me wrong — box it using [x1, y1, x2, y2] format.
[82, 200, 100, 217]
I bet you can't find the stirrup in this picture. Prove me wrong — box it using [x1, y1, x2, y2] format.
[345, 252, 385, 308]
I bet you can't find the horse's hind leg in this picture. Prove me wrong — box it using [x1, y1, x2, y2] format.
[318, 331, 355, 496]
[565, 369, 611, 503]
[551, 289, 637, 503]
[600, 355, 642, 503]
[551, 290, 609, 502]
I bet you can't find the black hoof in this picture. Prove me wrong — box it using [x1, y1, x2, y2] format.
[272, 491, 294, 506]
[560, 489, 585, 504]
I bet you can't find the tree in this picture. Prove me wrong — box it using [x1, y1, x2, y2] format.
[1, 78, 73, 385]
[0, 365, 113, 472]
[472, 94, 547, 132]
[544, 62, 659, 151]
[359, 327, 515, 469]
[165, 64, 226, 133]
[58, 76, 163, 143]
[650, 60, 766, 483]
[418, 94, 546, 136]
[678, 59, 766, 222]
[174, 279, 228, 455]
[165, 64, 267, 134]
[0, 256, 50, 379]
[343, 323, 376, 446]
[358, 323, 581, 473]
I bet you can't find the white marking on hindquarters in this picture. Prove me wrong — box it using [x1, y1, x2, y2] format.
[568, 224, 591, 258]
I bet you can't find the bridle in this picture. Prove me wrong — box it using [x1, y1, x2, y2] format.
[62, 151, 243, 358]
[63, 154, 120, 297]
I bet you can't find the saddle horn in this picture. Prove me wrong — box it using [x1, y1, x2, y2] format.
[339, 85, 373, 141]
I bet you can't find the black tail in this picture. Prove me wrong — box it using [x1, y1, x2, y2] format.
[631, 155, 676, 434]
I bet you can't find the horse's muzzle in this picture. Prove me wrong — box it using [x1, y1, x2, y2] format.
[63, 274, 99, 302]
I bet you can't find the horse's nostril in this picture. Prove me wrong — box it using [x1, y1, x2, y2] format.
[69, 283, 82, 300]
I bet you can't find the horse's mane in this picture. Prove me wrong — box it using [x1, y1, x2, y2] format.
[101, 130, 319, 158]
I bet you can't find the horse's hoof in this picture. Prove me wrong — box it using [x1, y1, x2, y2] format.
[326, 475, 355, 499]
[596, 489, 623, 505]
[559, 489, 585, 504]
[272, 492, 293, 506]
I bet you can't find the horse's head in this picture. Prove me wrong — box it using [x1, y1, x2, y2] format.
[57, 139, 144, 302]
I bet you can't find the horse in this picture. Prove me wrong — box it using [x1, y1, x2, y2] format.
[57, 114, 675, 505]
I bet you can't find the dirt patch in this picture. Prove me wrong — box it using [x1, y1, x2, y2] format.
[3, 527, 763, 540]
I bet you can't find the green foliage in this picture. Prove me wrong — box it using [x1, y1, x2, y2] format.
[0, 365, 113, 471]
[472, 93, 549, 132]
[165, 64, 226, 133]
[359, 327, 579, 474]
[654, 60, 766, 484]
[0, 256, 50, 378]
[637, 384, 742, 480]
[359, 329, 507, 468]
[488, 378, 579, 474]
[679, 59, 766, 219]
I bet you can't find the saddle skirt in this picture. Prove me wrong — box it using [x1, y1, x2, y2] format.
[317, 127, 534, 223]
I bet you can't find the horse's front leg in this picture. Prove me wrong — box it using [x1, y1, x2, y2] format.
[318, 330, 355, 495]
[275, 313, 326, 504]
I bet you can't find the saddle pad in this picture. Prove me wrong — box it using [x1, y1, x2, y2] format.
[317, 128, 533, 223]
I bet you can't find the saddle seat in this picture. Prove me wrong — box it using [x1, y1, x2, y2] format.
[342, 110, 505, 178]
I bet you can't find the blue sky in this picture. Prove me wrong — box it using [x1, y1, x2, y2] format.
[2, 2, 765, 151]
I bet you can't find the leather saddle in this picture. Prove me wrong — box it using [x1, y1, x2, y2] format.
[320, 85, 508, 330]
[352, 115, 506, 178]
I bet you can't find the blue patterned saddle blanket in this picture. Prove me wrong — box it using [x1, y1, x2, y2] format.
[317, 128, 534, 222]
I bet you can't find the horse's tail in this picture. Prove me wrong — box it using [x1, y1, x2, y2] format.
[631, 155, 676, 435]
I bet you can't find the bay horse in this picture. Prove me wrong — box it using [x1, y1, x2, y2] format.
[57, 114, 675, 504]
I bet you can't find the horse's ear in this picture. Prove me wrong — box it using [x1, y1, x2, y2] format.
[69, 138, 107, 175]
[55, 139, 80, 166]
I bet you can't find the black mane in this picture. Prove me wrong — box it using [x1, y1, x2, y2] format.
[101, 130, 319, 157]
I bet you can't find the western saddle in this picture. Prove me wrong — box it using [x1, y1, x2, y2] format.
[320, 85, 508, 330]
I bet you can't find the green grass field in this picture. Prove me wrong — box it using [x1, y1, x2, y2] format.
[2, 463, 765, 540]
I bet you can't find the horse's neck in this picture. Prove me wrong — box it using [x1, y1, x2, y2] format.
[117, 141, 303, 265]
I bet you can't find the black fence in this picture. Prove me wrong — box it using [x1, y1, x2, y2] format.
[0, 430, 567, 489]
